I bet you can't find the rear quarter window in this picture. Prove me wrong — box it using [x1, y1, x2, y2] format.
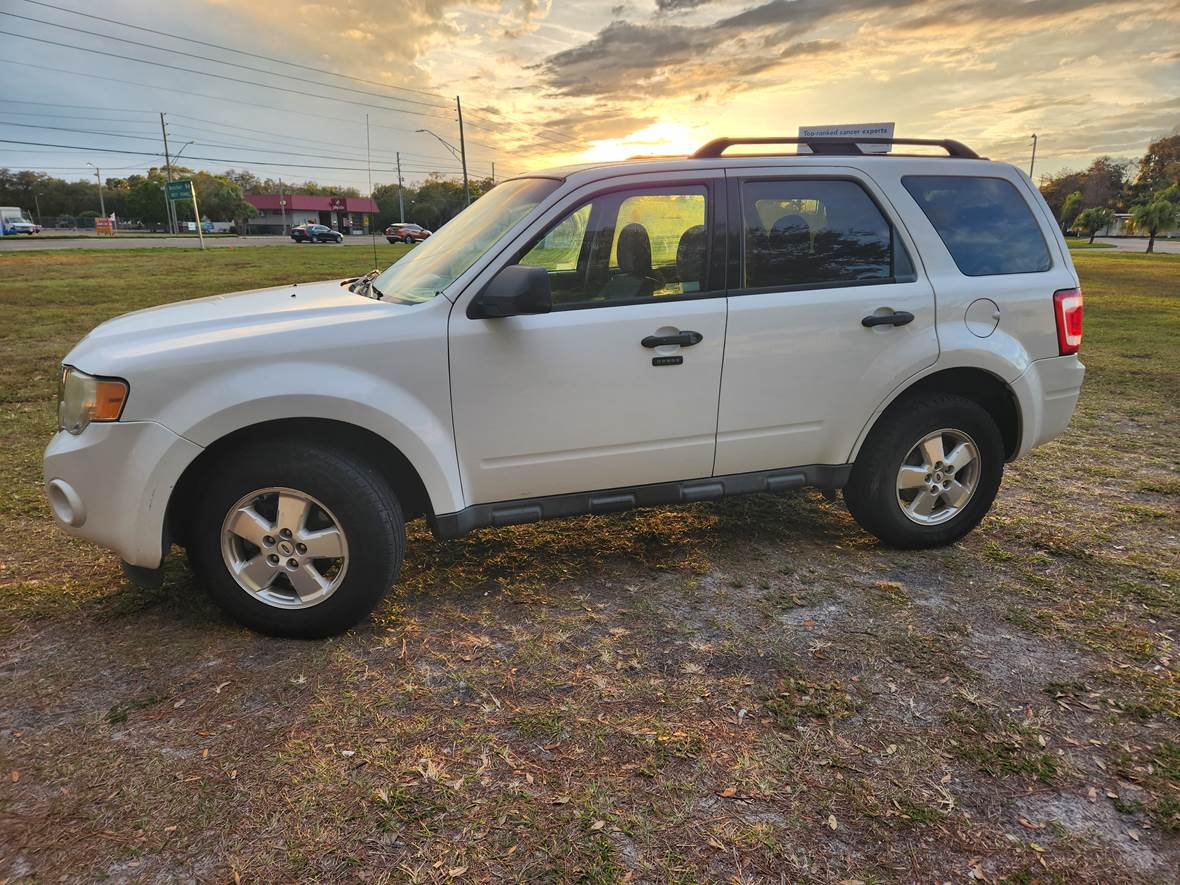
[901, 175, 1052, 276]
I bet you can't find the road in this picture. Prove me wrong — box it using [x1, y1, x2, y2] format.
[0, 234, 390, 251]
[1092, 237, 1180, 254]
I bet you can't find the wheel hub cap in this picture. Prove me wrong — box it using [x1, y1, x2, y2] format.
[895, 428, 981, 526]
[219, 487, 349, 609]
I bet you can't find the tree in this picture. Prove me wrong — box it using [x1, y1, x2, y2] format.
[1134, 134, 1180, 198]
[1129, 198, 1178, 253]
[1074, 207, 1114, 243]
[1059, 190, 1084, 232]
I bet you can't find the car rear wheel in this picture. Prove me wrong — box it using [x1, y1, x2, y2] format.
[403, 236, 414, 244]
[188, 442, 404, 637]
[843, 393, 1004, 548]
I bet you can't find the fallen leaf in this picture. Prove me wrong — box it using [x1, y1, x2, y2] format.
[9, 771, 19, 783]
[1029, 842, 1044, 853]
[590, 819, 605, 831]
[720, 786, 737, 797]
[552, 795, 570, 805]
[448, 867, 468, 877]
[827, 814, 838, 831]
[1128, 829, 1140, 842]
[214, 681, 231, 694]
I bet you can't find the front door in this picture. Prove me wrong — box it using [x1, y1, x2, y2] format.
[715, 170, 939, 475]
[449, 177, 728, 505]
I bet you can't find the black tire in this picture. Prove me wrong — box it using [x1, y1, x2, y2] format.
[403, 236, 413, 244]
[843, 393, 1004, 548]
[188, 442, 403, 638]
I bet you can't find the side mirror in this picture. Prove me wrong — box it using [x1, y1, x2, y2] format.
[467, 265, 552, 319]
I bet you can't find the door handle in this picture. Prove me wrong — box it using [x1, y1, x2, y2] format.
[861, 310, 914, 328]
[642, 330, 703, 348]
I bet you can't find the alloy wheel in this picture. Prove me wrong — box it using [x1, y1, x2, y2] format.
[895, 428, 981, 525]
[219, 487, 349, 608]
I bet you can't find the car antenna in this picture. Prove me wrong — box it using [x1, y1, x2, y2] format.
[366, 114, 379, 271]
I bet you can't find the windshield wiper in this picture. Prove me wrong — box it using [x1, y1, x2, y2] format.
[349, 270, 382, 299]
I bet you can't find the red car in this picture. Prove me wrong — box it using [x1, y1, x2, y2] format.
[385, 223, 431, 244]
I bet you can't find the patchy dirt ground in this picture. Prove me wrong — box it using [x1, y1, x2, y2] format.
[1, 249, 1177, 883]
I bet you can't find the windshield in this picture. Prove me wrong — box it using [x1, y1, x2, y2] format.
[370, 178, 560, 304]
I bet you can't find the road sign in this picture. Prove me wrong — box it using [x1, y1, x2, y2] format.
[95, 216, 114, 236]
[166, 180, 192, 201]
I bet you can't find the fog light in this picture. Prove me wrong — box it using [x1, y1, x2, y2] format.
[46, 479, 86, 527]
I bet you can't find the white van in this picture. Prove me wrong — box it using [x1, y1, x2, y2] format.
[44, 136, 1085, 636]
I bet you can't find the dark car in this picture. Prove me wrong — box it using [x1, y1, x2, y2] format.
[385, 223, 431, 244]
[291, 224, 343, 244]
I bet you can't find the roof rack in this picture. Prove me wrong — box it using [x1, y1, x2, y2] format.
[691, 136, 981, 160]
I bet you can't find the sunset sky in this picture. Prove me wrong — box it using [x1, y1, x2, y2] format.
[1, 0, 1177, 190]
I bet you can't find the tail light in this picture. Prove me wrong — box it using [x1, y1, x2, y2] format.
[1053, 288, 1083, 355]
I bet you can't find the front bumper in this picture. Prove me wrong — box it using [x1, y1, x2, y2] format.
[43, 420, 204, 568]
[1011, 354, 1086, 458]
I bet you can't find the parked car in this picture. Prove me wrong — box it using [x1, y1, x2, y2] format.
[385, 223, 431, 244]
[44, 135, 1085, 638]
[291, 223, 343, 243]
[1, 208, 36, 235]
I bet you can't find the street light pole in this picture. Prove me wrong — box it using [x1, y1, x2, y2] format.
[1029, 133, 1038, 179]
[396, 152, 405, 223]
[415, 126, 469, 206]
[86, 162, 106, 217]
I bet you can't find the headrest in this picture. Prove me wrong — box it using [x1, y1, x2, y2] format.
[676, 224, 707, 285]
[616, 223, 652, 276]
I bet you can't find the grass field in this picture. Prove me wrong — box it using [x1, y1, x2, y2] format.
[1, 245, 1178, 882]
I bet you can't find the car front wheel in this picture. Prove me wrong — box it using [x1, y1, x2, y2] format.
[188, 442, 404, 637]
[843, 393, 1004, 548]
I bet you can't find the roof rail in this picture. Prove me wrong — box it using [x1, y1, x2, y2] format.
[691, 136, 981, 160]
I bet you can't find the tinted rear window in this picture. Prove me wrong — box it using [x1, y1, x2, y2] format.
[901, 176, 1052, 276]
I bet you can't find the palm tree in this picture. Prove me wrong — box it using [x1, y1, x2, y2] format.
[1074, 207, 1114, 244]
[1130, 199, 1178, 253]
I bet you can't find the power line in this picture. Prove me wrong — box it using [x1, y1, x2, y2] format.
[0, 29, 458, 123]
[0, 10, 453, 113]
[0, 64, 500, 149]
[4, 2, 585, 152]
[0, 138, 492, 176]
[0, 119, 491, 174]
[19, 0, 453, 104]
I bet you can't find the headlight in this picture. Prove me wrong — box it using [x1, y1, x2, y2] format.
[57, 366, 128, 435]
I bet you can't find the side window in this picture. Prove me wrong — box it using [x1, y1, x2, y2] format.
[902, 175, 1052, 276]
[518, 186, 709, 306]
[740, 179, 913, 290]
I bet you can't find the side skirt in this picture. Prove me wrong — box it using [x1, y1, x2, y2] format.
[429, 464, 852, 540]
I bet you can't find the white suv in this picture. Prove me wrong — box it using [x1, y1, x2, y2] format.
[44, 137, 1086, 637]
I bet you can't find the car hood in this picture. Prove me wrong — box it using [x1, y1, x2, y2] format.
[66, 278, 417, 375]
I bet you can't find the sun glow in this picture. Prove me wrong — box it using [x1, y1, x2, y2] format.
[579, 122, 709, 162]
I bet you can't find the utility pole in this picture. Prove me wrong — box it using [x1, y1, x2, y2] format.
[456, 95, 470, 206]
[491, 162, 495, 185]
[1029, 133, 1038, 179]
[396, 152, 405, 222]
[87, 162, 106, 217]
[33, 193, 42, 226]
[160, 112, 176, 234]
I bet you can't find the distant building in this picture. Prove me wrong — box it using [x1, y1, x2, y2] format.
[1095, 213, 1179, 238]
[244, 194, 378, 235]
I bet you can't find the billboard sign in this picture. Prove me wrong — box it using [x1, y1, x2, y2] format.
[798, 122, 896, 154]
[95, 216, 114, 236]
[328, 197, 346, 211]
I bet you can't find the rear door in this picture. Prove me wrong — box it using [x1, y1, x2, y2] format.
[715, 167, 938, 474]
